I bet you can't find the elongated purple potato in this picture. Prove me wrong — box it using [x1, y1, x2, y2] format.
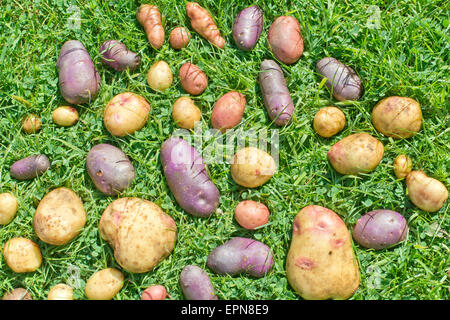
[160, 137, 220, 217]
[179, 265, 218, 300]
[86, 144, 135, 196]
[259, 59, 294, 126]
[57, 40, 101, 104]
[232, 5, 264, 51]
[207, 237, 274, 277]
[99, 40, 141, 72]
[10, 155, 50, 180]
[353, 210, 408, 250]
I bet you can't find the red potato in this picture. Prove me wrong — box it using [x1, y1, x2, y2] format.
[137, 5, 165, 49]
[235, 200, 269, 230]
[179, 62, 207, 95]
[268, 16, 304, 64]
[186, 2, 225, 49]
[141, 285, 167, 300]
[169, 27, 191, 49]
[211, 91, 246, 133]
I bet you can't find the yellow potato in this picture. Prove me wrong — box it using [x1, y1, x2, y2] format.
[85, 268, 124, 300]
[2, 288, 33, 300]
[393, 155, 412, 179]
[47, 284, 73, 300]
[147, 60, 173, 91]
[52, 106, 79, 127]
[0, 192, 18, 225]
[22, 114, 41, 134]
[313, 106, 346, 138]
[172, 97, 201, 129]
[231, 147, 276, 188]
[3, 237, 42, 273]
[33, 188, 86, 245]
[406, 171, 448, 212]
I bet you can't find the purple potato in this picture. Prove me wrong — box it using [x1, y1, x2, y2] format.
[179, 265, 218, 300]
[259, 59, 294, 126]
[160, 137, 220, 217]
[353, 210, 409, 250]
[99, 40, 141, 72]
[10, 155, 50, 180]
[57, 40, 101, 105]
[232, 5, 264, 51]
[207, 237, 274, 277]
[86, 144, 135, 196]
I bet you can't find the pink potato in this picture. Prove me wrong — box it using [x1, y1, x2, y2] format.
[169, 27, 191, 49]
[211, 91, 246, 133]
[234, 200, 269, 230]
[268, 16, 304, 64]
[141, 285, 167, 300]
[179, 62, 207, 95]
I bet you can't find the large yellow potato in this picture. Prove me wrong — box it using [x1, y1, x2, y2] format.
[313, 106, 346, 138]
[99, 198, 177, 273]
[406, 171, 448, 212]
[85, 268, 124, 300]
[47, 284, 73, 300]
[0, 192, 18, 225]
[286, 205, 360, 300]
[172, 97, 201, 129]
[33, 188, 86, 245]
[3, 237, 42, 273]
[231, 147, 276, 188]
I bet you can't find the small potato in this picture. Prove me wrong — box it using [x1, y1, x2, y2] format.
[141, 285, 167, 300]
[211, 91, 246, 133]
[172, 97, 201, 129]
[10, 154, 50, 180]
[3, 237, 42, 273]
[372, 96, 422, 139]
[406, 171, 448, 212]
[22, 114, 42, 134]
[52, 106, 79, 127]
[47, 284, 74, 300]
[393, 155, 412, 179]
[2, 288, 33, 300]
[313, 106, 346, 138]
[268, 16, 304, 64]
[103, 92, 151, 137]
[235, 200, 269, 230]
[179, 62, 207, 95]
[0, 192, 18, 225]
[85, 268, 124, 300]
[231, 147, 276, 188]
[147, 61, 173, 91]
[179, 265, 218, 300]
[169, 27, 191, 49]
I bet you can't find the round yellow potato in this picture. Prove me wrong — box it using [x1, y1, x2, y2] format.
[33, 187, 86, 245]
[406, 171, 448, 212]
[52, 106, 79, 127]
[172, 97, 201, 129]
[231, 147, 276, 188]
[103, 92, 151, 137]
[0, 192, 18, 225]
[372, 96, 422, 139]
[147, 60, 173, 91]
[47, 284, 73, 300]
[313, 106, 346, 138]
[393, 155, 412, 179]
[3, 237, 42, 273]
[85, 268, 124, 300]
[22, 114, 41, 134]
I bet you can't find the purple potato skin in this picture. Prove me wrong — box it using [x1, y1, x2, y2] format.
[232, 5, 264, 51]
[179, 265, 218, 300]
[160, 137, 220, 217]
[57, 40, 101, 105]
[259, 59, 294, 126]
[10, 155, 50, 180]
[207, 237, 274, 277]
[86, 144, 135, 196]
[353, 210, 409, 250]
[316, 57, 363, 101]
[99, 40, 141, 72]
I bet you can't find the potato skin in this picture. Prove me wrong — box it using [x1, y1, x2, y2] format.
[211, 91, 246, 133]
[99, 40, 141, 72]
[169, 27, 191, 49]
[52, 106, 79, 127]
[232, 5, 264, 51]
[10, 154, 50, 180]
[33, 188, 86, 245]
[47, 284, 73, 300]
[99, 198, 177, 273]
[22, 114, 42, 133]
[85, 268, 124, 300]
[207, 237, 274, 277]
[393, 155, 412, 179]
[286, 205, 360, 300]
[186, 2, 225, 49]
[231, 147, 276, 188]
[372, 96, 422, 139]
[0, 192, 18, 225]
[86, 144, 135, 196]
[2, 288, 33, 300]
[3, 237, 42, 273]
[172, 97, 201, 129]
[179, 265, 218, 300]
[328, 133, 384, 175]
[160, 137, 220, 217]
[313, 106, 346, 138]
[147, 60, 173, 91]
[406, 171, 448, 212]
[235, 200, 269, 230]
[179, 62, 207, 95]
[268, 16, 304, 64]
[141, 285, 167, 300]
[137, 5, 165, 49]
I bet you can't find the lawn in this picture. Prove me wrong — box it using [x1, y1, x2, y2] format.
[0, 0, 448, 300]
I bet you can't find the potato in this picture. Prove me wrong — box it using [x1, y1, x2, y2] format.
[406, 171, 448, 212]
[268, 16, 304, 64]
[172, 97, 201, 129]
[161, 137, 220, 217]
[207, 237, 274, 277]
[47, 284, 74, 300]
[232, 5, 264, 51]
[353, 210, 409, 250]
[179, 62, 207, 95]
[3, 237, 42, 273]
[2, 288, 33, 300]
[52, 106, 79, 127]
[86, 144, 135, 196]
[234, 200, 269, 230]
[85, 268, 124, 300]
[286, 205, 360, 300]
[99, 40, 141, 72]
[141, 285, 167, 300]
[103, 92, 151, 137]
[211, 91, 246, 133]
[231, 147, 276, 188]
[393, 155, 412, 179]
[186, 2, 225, 49]
[0, 192, 18, 225]
[33, 187, 86, 245]
[10, 154, 50, 180]
[372, 96, 422, 139]
[328, 133, 384, 175]
[22, 114, 42, 133]
[147, 61, 173, 91]
[313, 106, 346, 138]
[99, 197, 177, 273]
[316, 57, 363, 101]
[179, 265, 218, 300]
[169, 27, 191, 50]
[137, 5, 165, 49]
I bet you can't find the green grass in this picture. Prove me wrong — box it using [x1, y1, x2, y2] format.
[0, 0, 449, 300]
